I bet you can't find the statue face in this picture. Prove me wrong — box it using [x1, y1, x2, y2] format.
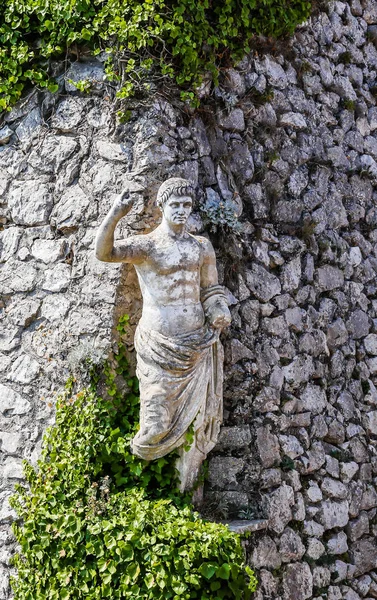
[163, 194, 193, 226]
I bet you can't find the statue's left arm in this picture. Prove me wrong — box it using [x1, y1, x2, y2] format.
[199, 238, 231, 330]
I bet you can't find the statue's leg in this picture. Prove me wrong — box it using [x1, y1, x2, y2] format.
[135, 390, 171, 445]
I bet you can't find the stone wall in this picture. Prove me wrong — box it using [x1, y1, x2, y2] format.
[1, 0, 377, 597]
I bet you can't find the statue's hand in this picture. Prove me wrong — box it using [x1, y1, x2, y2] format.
[111, 188, 134, 219]
[207, 303, 231, 330]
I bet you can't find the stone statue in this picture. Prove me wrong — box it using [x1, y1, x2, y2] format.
[95, 178, 231, 492]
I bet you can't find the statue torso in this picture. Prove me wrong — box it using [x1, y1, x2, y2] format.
[134, 229, 206, 336]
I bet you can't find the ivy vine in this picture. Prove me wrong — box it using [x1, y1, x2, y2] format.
[10, 315, 258, 599]
[0, 0, 312, 110]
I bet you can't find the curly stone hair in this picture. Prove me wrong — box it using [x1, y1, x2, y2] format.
[156, 177, 195, 210]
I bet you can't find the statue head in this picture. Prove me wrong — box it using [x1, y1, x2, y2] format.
[156, 178, 195, 210]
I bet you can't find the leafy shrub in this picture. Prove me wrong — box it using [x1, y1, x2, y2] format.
[0, 0, 312, 110]
[10, 327, 257, 599]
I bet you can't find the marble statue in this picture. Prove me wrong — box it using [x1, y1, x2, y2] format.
[95, 178, 231, 491]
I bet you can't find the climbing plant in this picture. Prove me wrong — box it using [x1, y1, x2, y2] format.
[10, 315, 258, 599]
[0, 0, 312, 110]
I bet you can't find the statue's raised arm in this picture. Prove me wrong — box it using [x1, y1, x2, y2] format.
[95, 189, 149, 264]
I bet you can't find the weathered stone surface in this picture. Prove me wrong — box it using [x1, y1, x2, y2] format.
[9, 354, 40, 384]
[246, 264, 281, 302]
[316, 265, 344, 291]
[279, 527, 305, 562]
[8, 181, 53, 226]
[51, 185, 91, 232]
[283, 563, 313, 600]
[208, 457, 243, 489]
[347, 309, 370, 339]
[267, 484, 294, 534]
[297, 384, 327, 414]
[218, 108, 245, 131]
[321, 477, 347, 500]
[256, 426, 280, 468]
[349, 538, 377, 576]
[0, 385, 31, 416]
[283, 356, 314, 388]
[317, 499, 349, 530]
[347, 512, 370, 542]
[216, 426, 251, 451]
[327, 531, 348, 555]
[251, 536, 282, 569]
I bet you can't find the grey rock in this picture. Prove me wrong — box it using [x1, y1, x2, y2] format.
[316, 265, 344, 292]
[283, 356, 314, 388]
[281, 257, 301, 292]
[327, 531, 348, 555]
[0, 126, 13, 145]
[0, 385, 31, 415]
[303, 519, 324, 537]
[317, 499, 349, 530]
[3, 457, 24, 479]
[336, 391, 356, 420]
[189, 118, 211, 157]
[279, 435, 304, 459]
[349, 538, 377, 576]
[267, 484, 294, 534]
[0, 326, 21, 352]
[7, 298, 40, 327]
[300, 442, 326, 474]
[256, 426, 280, 468]
[15, 107, 43, 142]
[41, 295, 71, 322]
[279, 527, 305, 562]
[363, 411, 377, 435]
[9, 354, 40, 384]
[312, 566, 331, 589]
[51, 185, 91, 232]
[218, 108, 245, 132]
[347, 512, 370, 542]
[230, 339, 253, 363]
[246, 264, 281, 302]
[364, 334, 377, 355]
[208, 457, 244, 490]
[96, 140, 129, 162]
[28, 135, 77, 174]
[51, 97, 86, 131]
[327, 318, 349, 349]
[216, 426, 251, 451]
[0, 431, 21, 454]
[280, 112, 307, 129]
[306, 538, 325, 560]
[305, 481, 323, 503]
[321, 476, 347, 499]
[65, 59, 104, 93]
[347, 309, 370, 339]
[263, 57, 288, 89]
[31, 239, 68, 264]
[8, 181, 53, 226]
[41, 263, 71, 292]
[283, 563, 313, 600]
[0, 227, 22, 262]
[251, 535, 282, 569]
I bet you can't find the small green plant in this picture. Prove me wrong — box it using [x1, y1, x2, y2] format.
[10, 316, 257, 599]
[68, 78, 92, 93]
[0, 0, 312, 111]
[200, 195, 241, 231]
[343, 98, 356, 111]
[338, 51, 352, 65]
[280, 455, 295, 472]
